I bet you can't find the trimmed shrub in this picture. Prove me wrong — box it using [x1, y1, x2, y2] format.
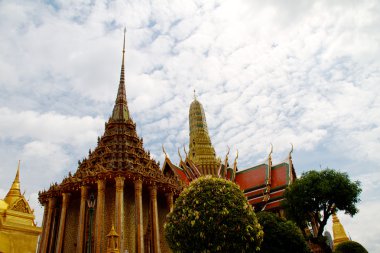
[334, 241, 368, 253]
[164, 176, 263, 253]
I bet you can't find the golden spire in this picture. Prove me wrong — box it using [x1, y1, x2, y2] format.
[188, 95, 220, 175]
[332, 212, 350, 248]
[4, 161, 22, 205]
[111, 27, 130, 121]
[106, 224, 120, 253]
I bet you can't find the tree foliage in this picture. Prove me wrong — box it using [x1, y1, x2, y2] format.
[164, 176, 263, 253]
[334, 241, 368, 253]
[256, 212, 311, 253]
[283, 169, 361, 237]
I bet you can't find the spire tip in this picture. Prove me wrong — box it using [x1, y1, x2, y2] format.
[123, 27, 126, 53]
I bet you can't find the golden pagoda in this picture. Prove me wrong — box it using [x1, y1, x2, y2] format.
[188, 92, 221, 175]
[37, 30, 180, 253]
[332, 213, 350, 249]
[0, 161, 42, 253]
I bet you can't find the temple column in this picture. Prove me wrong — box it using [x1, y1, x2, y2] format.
[95, 179, 105, 253]
[76, 186, 88, 253]
[37, 202, 49, 253]
[166, 192, 174, 213]
[150, 185, 161, 253]
[55, 193, 70, 253]
[40, 197, 56, 253]
[134, 179, 144, 253]
[115, 176, 125, 252]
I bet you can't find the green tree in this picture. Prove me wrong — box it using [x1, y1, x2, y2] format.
[283, 169, 361, 238]
[164, 176, 263, 253]
[256, 212, 311, 253]
[334, 241, 368, 253]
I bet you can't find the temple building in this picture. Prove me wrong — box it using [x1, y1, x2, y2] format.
[37, 31, 180, 253]
[38, 31, 296, 253]
[0, 162, 42, 253]
[162, 95, 296, 214]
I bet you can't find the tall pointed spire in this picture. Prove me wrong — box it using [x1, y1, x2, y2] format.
[332, 213, 350, 248]
[112, 28, 130, 121]
[4, 160, 22, 205]
[188, 96, 220, 175]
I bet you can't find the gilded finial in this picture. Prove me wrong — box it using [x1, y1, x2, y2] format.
[224, 146, 230, 167]
[234, 150, 239, 164]
[193, 89, 197, 100]
[123, 27, 126, 54]
[162, 144, 168, 158]
[183, 146, 188, 158]
[217, 164, 222, 178]
[269, 143, 273, 157]
[289, 143, 293, 158]
[178, 148, 183, 162]
[232, 150, 239, 180]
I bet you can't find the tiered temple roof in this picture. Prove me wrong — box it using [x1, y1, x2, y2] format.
[38, 30, 181, 253]
[163, 97, 296, 212]
[38, 30, 180, 203]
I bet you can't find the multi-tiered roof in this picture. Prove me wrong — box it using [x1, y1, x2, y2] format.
[39, 31, 180, 202]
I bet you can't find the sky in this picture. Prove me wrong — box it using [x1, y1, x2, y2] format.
[0, 0, 379, 251]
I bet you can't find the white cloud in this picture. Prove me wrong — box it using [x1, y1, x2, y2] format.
[0, 0, 379, 251]
[0, 107, 104, 146]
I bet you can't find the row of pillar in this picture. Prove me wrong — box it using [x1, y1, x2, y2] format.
[38, 178, 174, 253]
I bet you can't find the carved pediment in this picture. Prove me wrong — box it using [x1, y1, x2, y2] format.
[11, 198, 31, 214]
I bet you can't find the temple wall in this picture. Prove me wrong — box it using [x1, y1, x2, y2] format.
[124, 183, 136, 252]
[158, 193, 170, 253]
[103, 182, 116, 252]
[63, 193, 80, 253]
[142, 187, 149, 231]
[47, 203, 61, 253]
[142, 186, 150, 250]
[0, 230, 39, 253]
[39, 181, 174, 253]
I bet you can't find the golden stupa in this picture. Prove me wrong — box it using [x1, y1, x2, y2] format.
[0, 161, 42, 253]
[188, 93, 221, 175]
[332, 212, 350, 249]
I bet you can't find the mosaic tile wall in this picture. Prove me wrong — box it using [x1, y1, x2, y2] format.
[103, 182, 116, 252]
[124, 182, 136, 252]
[62, 193, 80, 253]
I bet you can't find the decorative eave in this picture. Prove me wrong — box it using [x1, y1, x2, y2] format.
[167, 145, 296, 212]
[38, 166, 181, 204]
[162, 156, 189, 186]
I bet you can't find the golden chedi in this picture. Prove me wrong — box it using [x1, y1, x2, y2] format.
[0, 161, 42, 253]
[188, 93, 221, 175]
[332, 212, 350, 249]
